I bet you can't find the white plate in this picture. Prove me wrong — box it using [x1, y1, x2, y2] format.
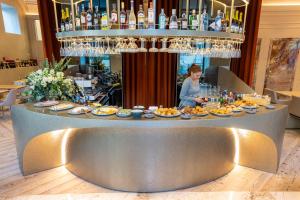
[154, 111, 181, 118]
[210, 112, 233, 117]
[193, 111, 209, 117]
[232, 108, 243, 113]
[49, 104, 74, 111]
[68, 106, 92, 115]
[92, 107, 118, 116]
[34, 101, 59, 107]
[241, 105, 258, 109]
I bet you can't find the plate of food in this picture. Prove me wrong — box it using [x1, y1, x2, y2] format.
[210, 108, 233, 117]
[182, 106, 209, 117]
[238, 100, 258, 109]
[49, 103, 74, 111]
[34, 100, 59, 107]
[92, 107, 118, 116]
[154, 108, 181, 118]
[232, 107, 243, 113]
[116, 109, 132, 118]
[68, 106, 92, 115]
[89, 102, 102, 108]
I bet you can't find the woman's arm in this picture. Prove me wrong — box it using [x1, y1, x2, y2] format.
[180, 79, 195, 102]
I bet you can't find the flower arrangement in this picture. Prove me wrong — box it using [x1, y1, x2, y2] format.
[23, 58, 76, 102]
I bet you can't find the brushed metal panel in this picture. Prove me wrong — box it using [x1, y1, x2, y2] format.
[65, 127, 235, 192]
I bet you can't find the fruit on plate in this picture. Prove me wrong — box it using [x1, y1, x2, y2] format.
[210, 107, 233, 115]
[50, 103, 74, 111]
[234, 100, 257, 108]
[155, 108, 180, 116]
[182, 106, 208, 115]
[92, 107, 118, 115]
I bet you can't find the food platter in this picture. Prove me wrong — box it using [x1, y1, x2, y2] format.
[34, 101, 59, 107]
[154, 108, 181, 118]
[49, 103, 74, 111]
[210, 108, 233, 117]
[232, 107, 243, 113]
[92, 107, 118, 116]
[182, 106, 209, 117]
[68, 106, 92, 115]
[116, 109, 132, 118]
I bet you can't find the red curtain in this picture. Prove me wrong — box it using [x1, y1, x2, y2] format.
[122, 0, 179, 108]
[37, 0, 60, 61]
[230, 0, 262, 85]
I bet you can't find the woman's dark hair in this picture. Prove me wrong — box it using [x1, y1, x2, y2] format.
[188, 64, 202, 76]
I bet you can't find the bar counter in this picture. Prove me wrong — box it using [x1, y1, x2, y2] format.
[12, 103, 288, 192]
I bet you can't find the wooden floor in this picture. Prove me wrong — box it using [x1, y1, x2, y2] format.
[0, 111, 300, 199]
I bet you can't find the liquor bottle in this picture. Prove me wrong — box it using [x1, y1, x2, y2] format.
[65, 7, 70, 31]
[101, 11, 109, 30]
[225, 11, 230, 32]
[234, 10, 239, 33]
[126, 10, 130, 29]
[181, 12, 188, 30]
[75, 5, 81, 30]
[80, 4, 87, 30]
[120, 2, 127, 29]
[111, 3, 118, 29]
[190, 9, 198, 30]
[86, 4, 93, 30]
[137, 4, 145, 29]
[128, 0, 136, 30]
[238, 12, 243, 34]
[158, 8, 166, 29]
[169, 9, 178, 30]
[148, 2, 154, 29]
[60, 9, 65, 32]
[94, 6, 100, 30]
[200, 8, 208, 31]
[221, 12, 226, 32]
[69, 12, 73, 31]
[214, 10, 222, 31]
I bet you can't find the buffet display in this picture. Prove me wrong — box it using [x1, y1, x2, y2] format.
[36, 94, 275, 120]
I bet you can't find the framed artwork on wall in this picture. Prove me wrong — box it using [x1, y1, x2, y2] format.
[264, 38, 300, 91]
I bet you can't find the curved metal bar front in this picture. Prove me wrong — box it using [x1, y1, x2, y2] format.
[11, 104, 288, 192]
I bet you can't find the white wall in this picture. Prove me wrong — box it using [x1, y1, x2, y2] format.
[255, 5, 300, 94]
[0, 0, 31, 60]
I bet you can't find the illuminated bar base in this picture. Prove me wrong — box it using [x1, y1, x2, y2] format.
[12, 105, 288, 192]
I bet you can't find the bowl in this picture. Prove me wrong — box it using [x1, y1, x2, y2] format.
[131, 109, 144, 119]
[133, 105, 145, 110]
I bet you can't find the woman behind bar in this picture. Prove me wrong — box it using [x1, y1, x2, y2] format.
[179, 64, 203, 108]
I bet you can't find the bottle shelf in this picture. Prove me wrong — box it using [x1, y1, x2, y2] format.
[56, 29, 244, 41]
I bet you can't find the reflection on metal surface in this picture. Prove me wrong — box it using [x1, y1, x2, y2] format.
[231, 128, 240, 164]
[61, 128, 72, 165]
